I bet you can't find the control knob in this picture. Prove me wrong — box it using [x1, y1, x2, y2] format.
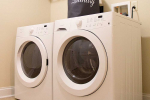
[76, 19, 82, 28]
[30, 28, 34, 34]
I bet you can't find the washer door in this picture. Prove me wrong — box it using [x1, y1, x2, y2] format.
[56, 30, 108, 96]
[16, 36, 48, 87]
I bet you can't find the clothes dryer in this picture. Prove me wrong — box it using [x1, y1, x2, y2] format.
[15, 23, 53, 100]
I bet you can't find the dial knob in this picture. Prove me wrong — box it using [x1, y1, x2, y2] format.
[76, 19, 82, 28]
[30, 28, 34, 34]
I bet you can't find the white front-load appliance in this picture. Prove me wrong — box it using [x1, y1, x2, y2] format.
[15, 23, 53, 100]
[53, 12, 142, 100]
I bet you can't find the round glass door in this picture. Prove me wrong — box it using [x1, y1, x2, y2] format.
[63, 37, 99, 84]
[56, 30, 107, 96]
[16, 36, 48, 88]
[21, 42, 42, 78]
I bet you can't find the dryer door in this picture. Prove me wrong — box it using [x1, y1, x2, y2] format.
[56, 30, 108, 96]
[16, 36, 48, 87]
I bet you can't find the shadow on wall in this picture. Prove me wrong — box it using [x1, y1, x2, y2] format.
[142, 37, 150, 94]
[102, 0, 111, 12]
[10, 40, 15, 86]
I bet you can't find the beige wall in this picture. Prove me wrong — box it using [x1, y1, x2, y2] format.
[50, 0, 67, 22]
[0, 0, 50, 88]
[50, 0, 150, 94]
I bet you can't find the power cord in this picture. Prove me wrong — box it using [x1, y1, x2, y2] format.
[132, 6, 136, 18]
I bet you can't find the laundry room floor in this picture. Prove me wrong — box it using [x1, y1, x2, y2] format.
[1, 97, 15, 100]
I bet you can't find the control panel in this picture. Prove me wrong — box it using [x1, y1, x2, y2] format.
[55, 13, 112, 32]
[70, 14, 111, 31]
[86, 15, 103, 27]
[82, 15, 110, 29]
[30, 24, 49, 36]
[17, 24, 50, 37]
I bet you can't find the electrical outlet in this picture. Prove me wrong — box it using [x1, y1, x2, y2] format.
[131, 1, 138, 11]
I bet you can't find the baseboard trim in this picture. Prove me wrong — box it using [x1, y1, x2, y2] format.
[0, 87, 149, 99]
[143, 93, 150, 100]
[0, 86, 14, 99]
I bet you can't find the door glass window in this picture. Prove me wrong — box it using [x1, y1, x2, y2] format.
[63, 37, 99, 84]
[21, 42, 42, 78]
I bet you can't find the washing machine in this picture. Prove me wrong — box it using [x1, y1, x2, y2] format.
[53, 12, 142, 100]
[15, 23, 53, 100]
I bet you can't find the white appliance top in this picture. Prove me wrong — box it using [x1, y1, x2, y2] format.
[54, 12, 140, 32]
[17, 23, 54, 37]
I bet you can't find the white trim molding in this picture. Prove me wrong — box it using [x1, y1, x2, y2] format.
[0, 86, 149, 99]
[143, 93, 150, 100]
[0, 86, 14, 99]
